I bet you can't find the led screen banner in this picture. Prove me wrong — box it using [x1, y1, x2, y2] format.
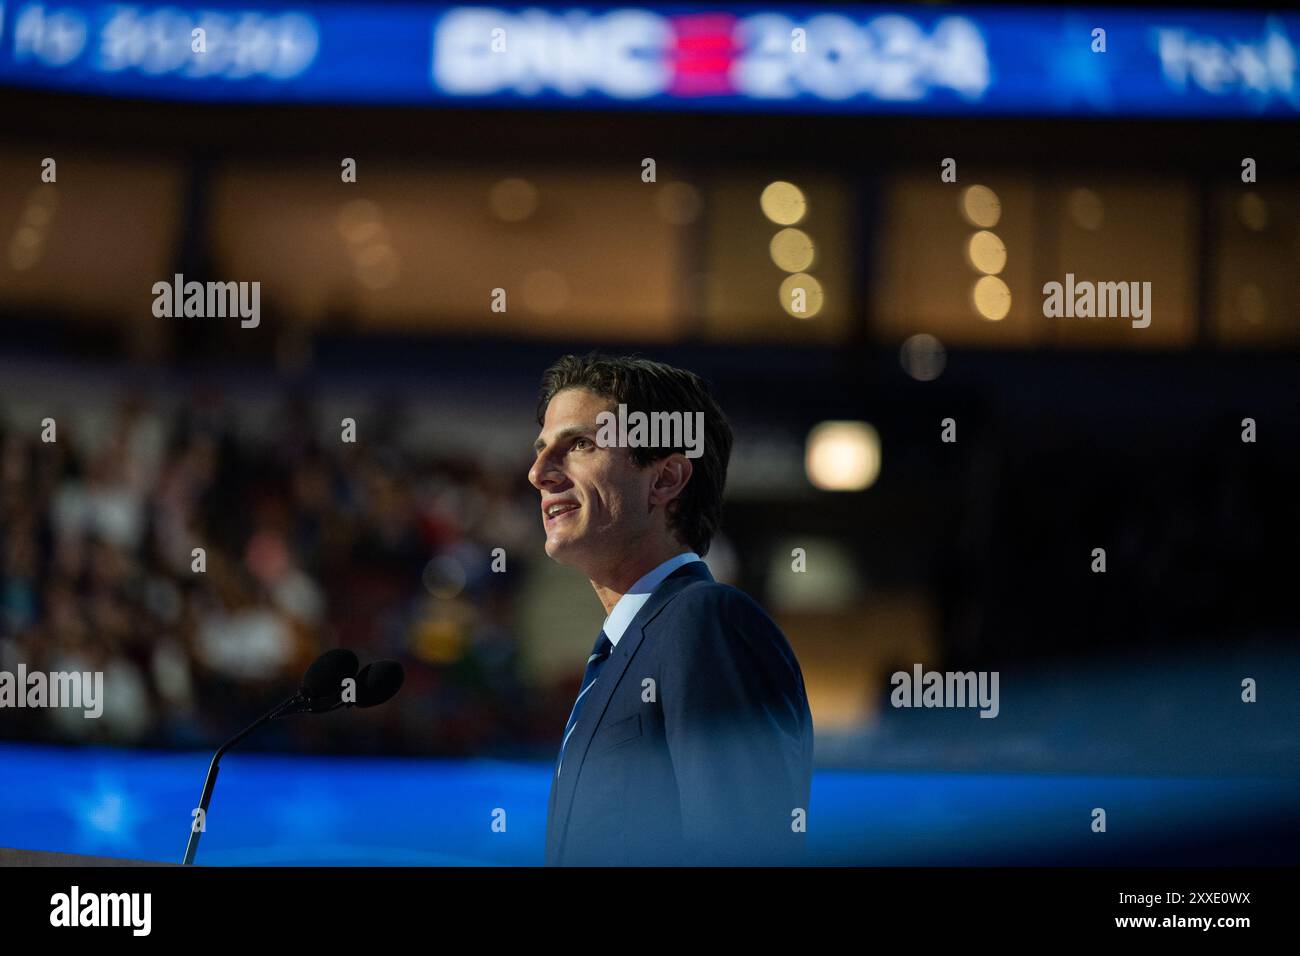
[1, 2, 1298, 117]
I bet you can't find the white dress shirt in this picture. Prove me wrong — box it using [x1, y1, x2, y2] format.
[602, 551, 702, 647]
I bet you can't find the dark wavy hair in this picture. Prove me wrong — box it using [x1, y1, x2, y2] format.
[536, 353, 733, 556]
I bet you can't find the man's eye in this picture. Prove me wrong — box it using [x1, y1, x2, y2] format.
[573, 438, 592, 450]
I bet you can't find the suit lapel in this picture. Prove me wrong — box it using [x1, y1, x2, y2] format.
[547, 561, 713, 863]
[545, 760, 561, 863]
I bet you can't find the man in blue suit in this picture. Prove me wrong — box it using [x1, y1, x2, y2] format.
[529, 354, 814, 866]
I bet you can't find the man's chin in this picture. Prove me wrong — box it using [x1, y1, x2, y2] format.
[544, 533, 592, 570]
[544, 534, 576, 563]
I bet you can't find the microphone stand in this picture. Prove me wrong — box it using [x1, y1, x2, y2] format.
[182, 695, 303, 866]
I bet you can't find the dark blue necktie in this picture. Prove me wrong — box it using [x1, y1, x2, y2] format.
[556, 630, 614, 778]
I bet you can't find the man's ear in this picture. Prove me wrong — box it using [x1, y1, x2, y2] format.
[648, 453, 692, 509]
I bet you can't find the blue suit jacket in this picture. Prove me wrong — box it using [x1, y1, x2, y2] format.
[545, 561, 814, 865]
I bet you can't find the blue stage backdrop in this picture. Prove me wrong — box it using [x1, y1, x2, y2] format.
[1, 2, 1298, 117]
[1, 743, 1297, 865]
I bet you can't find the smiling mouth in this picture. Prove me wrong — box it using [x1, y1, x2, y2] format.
[544, 503, 580, 525]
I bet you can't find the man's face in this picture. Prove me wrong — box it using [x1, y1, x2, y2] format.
[528, 388, 655, 573]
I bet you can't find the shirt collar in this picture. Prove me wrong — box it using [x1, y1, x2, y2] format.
[603, 551, 702, 646]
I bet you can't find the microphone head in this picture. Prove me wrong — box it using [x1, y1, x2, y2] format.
[355, 660, 405, 708]
[302, 649, 360, 712]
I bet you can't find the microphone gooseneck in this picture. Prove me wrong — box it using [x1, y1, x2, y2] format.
[181, 648, 400, 865]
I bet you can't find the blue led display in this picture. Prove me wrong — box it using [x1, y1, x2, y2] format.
[0, 3, 1297, 117]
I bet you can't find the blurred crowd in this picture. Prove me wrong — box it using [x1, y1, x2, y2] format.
[3, 374, 1295, 769]
[0, 390, 565, 757]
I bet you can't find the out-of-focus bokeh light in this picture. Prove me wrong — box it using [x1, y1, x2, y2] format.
[779, 272, 824, 318]
[355, 245, 401, 290]
[770, 227, 816, 272]
[901, 333, 947, 381]
[1068, 188, 1105, 231]
[8, 187, 58, 271]
[488, 177, 539, 223]
[336, 199, 381, 242]
[761, 180, 807, 225]
[961, 184, 1001, 228]
[967, 230, 1007, 274]
[422, 555, 467, 600]
[972, 274, 1012, 321]
[337, 199, 401, 289]
[766, 537, 860, 611]
[1237, 192, 1268, 232]
[805, 420, 881, 491]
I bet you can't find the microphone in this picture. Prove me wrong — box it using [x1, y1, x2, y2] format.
[272, 648, 361, 718]
[287, 658, 405, 715]
[354, 660, 405, 708]
[182, 649, 401, 865]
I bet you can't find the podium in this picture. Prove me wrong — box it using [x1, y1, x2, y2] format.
[0, 847, 176, 866]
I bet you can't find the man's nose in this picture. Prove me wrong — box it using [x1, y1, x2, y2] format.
[529, 450, 560, 490]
